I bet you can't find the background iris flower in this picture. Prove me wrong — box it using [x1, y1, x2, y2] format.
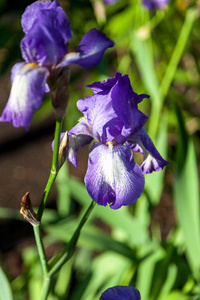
[0, 0, 114, 130]
[100, 285, 141, 300]
[142, 0, 170, 10]
[65, 72, 168, 209]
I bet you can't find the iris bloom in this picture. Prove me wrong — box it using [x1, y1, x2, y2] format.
[103, 0, 119, 4]
[100, 286, 141, 300]
[142, 0, 170, 10]
[65, 72, 168, 209]
[0, 0, 114, 130]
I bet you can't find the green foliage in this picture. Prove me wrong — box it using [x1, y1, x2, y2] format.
[0, 267, 13, 300]
[0, 0, 200, 299]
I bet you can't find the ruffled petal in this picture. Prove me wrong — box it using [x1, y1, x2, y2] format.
[68, 117, 93, 137]
[21, 0, 72, 43]
[77, 73, 148, 143]
[58, 28, 114, 69]
[127, 128, 169, 174]
[21, 22, 67, 66]
[100, 286, 141, 300]
[21, 1, 72, 66]
[85, 143, 144, 209]
[0, 63, 49, 130]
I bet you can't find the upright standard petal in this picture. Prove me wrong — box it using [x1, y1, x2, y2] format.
[100, 286, 141, 300]
[21, 1, 72, 66]
[127, 128, 169, 174]
[58, 28, 114, 69]
[21, 24, 68, 66]
[77, 73, 148, 144]
[21, 0, 72, 43]
[0, 63, 49, 130]
[85, 143, 144, 209]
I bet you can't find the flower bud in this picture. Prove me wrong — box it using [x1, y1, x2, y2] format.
[49, 67, 70, 120]
[58, 131, 69, 170]
[20, 192, 40, 226]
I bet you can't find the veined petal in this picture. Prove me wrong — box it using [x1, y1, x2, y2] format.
[0, 63, 49, 130]
[60, 118, 93, 166]
[100, 286, 141, 300]
[77, 73, 148, 143]
[68, 117, 93, 137]
[21, 0, 72, 43]
[21, 22, 68, 66]
[58, 28, 114, 69]
[21, 1, 72, 66]
[68, 134, 93, 167]
[85, 143, 144, 209]
[127, 128, 169, 174]
[52, 126, 93, 167]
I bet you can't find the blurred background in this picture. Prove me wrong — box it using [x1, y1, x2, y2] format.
[0, 0, 200, 299]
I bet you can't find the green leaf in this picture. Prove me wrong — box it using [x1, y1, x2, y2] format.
[0, 267, 13, 300]
[56, 163, 71, 216]
[82, 252, 132, 300]
[131, 25, 163, 139]
[145, 114, 168, 205]
[158, 291, 189, 300]
[136, 245, 165, 300]
[174, 139, 200, 280]
[45, 218, 136, 260]
[67, 177, 149, 247]
[161, 8, 198, 97]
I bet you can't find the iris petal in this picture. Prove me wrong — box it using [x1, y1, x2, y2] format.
[77, 73, 148, 143]
[142, 0, 170, 10]
[127, 128, 169, 174]
[21, 21, 68, 66]
[100, 286, 141, 300]
[67, 119, 94, 166]
[85, 143, 144, 209]
[68, 135, 93, 167]
[58, 28, 114, 69]
[21, 0, 72, 43]
[0, 63, 49, 130]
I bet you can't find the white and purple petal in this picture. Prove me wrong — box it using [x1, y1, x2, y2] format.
[84, 143, 144, 209]
[100, 286, 141, 300]
[0, 63, 49, 130]
[127, 128, 169, 174]
[58, 28, 114, 69]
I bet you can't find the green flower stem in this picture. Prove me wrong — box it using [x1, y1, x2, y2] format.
[33, 225, 51, 300]
[33, 225, 48, 275]
[49, 200, 96, 277]
[37, 117, 63, 222]
[40, 276, 51, 300]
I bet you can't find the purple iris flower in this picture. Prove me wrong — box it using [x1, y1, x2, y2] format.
[103, 0, 119, 4]
[142, 0, 170, 10]
[0, 1, 114, 130]
[100, 285, 141, 300]
[65, 72, 168, 209]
